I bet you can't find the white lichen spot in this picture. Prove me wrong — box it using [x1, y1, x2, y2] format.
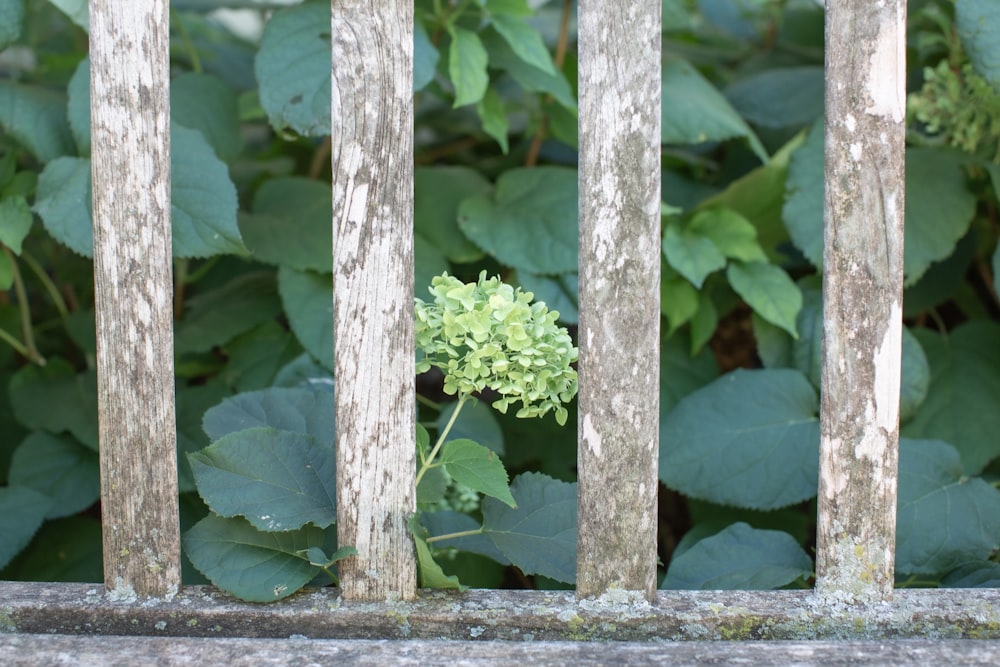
[872, 301, 903, 434]
[582, 412, 602, 458]
[469, 626, 485, 638]
[844, 114, 857, 133]
[347, 182, 370, 225]
[850, 143, 862, 162]
[865, 12, 905, 122]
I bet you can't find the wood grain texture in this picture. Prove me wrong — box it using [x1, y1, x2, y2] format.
[576, 0, 661, 600]
[331, 0, 416, 601]
[816, 0, 907, 602]
[89, 0, 180, 599]
[3, 583, 1000, 642]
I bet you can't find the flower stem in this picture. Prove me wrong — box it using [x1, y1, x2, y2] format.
[425, 527, 484, 544]
[415, 393, 468, 487]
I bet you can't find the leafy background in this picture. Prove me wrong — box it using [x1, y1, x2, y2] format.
[1, 0, 999, 598]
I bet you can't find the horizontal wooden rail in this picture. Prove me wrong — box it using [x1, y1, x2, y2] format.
[2, 583, 1000, 641]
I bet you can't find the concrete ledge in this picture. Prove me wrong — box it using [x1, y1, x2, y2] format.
[2, 582, 999, 641]
[2, 635, 1000, 666]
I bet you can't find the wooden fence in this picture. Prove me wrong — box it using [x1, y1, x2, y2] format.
[2, 0, 999, 663]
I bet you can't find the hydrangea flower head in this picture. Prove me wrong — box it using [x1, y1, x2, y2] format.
[415, 272, 578, 425]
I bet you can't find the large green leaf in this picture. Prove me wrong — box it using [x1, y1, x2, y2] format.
[0, 195, 32, 254]
[414, 21, 439, 92]
[661, 522, 812, 590]
[183, 514, 323, 602]
[661, 57, 768, 162]
[781, 119, 824, 268]
[942, 561, 1000, 588]
[489, 13, 556, 76]
[420, 510, 510, 565]
[902, 322, 1000, 474]
[480, 29, 575, 110]
[436, 399, 504, 454]
[9, 358, 98, 450]
[726, 261, 801, 338]
[725, 67, 824, 129]
[441, 439, 515, 508]
[956, 0, 1000, 91]
[176, 384, 232, 494]
[515, 271, 578, 325]
[202, 386, 334, 445]
[171, 72, 243, 161]
[414, 167, 490, 265]
[34, 127, 245, 259]
[660, 328, 719, 414]
[0, 82, 74, 162]
[189, 427, 336, 531]
[222, 321, 303, 393]
[255, 1, 330, 136]
[482, 472, 576, 583]
[277, 266, 333, 371]
[448, 27, 489, 107]
[239, 177, 332, 271]
[2, 516, 101, 583]
[8, 432, 98, 520]
[414, 233, 450, 304]
[0, 0, 24, 50]
[660, 368, 820, 510]
[0, 485, 53, 570]
[48, 0, 86, 30]
[896, 439, 1000, 575]
[662, 222, 726, 289]
[687, 208, 767, 263]
[458, 166, 577, 275]
[175, 271, 281, 355]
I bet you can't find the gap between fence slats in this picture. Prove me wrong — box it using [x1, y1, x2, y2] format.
[331, 0, 417, 601]
[89, 0, 180, 599]
[816, 0, 907, 601]
[576, 0, 662, 600]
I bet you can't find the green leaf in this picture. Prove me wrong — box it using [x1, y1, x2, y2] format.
[661, 522, 812, 590]
[202, 386, 334, 445]
[899, 327, 930, 423]
[176, 384, 232, 494]
[442, 439, 516, 508]
[416, 465, 448, 505]
[660, 368, 820, 510]
[663, 222, 727, 289]
[782, 119, 824, 269]
[0, 0, 24, 52]
[956, 0, 1000, 91]
[515, 271, 578, 325]
[421, 510, 510, 565]
[66, 57, 90, 154]
[725, 67, 825, 129]
[34, 127, 246, 259]
[436, 400, 504, 455]
[661, 274, 699, 334]
[896, 439, 1000, 575]
[480, 29, 575, 110]
[458, 167, 577, 274]
[476, 87, 510, 154]
[0, 250, 11, 290]
[942, 561, 1000, 588]
[175, 271, 281, 355]
[255, 1, 330, 136]
[0, 195, 32, 254]
[482, 472, 576, 583]
[408, 514, 464, 590]
[903, 148, 977, 286]
[727, 261, 801, 338]
[490, 14, 555, 76]
[661, 328, 719, 415]
[48, 0, 87, 30]
[9, 358, 99, 450]
[2, 516, 101, 583]
[0, 485, 53, 570]
[0, 82, 74, 162]
[183, 514, 323, 602]
[902, 322, 1000, 474]
[189, 427, 336, 532]
[171, 72, 243, 161]
[414, 166, 490, 265]
[278, 266, 333, 371]
[449, 27, 489, 107]
[487, 0, 532, 18]
[223, 321, 303, 393]
[414, 233, 450, 306]
[239, 177, 332, 272]
[414, 21, 440, 92]
[661, 57, 767, 162]
[8, 432, 98, 520]
[687, 208, 768, 263]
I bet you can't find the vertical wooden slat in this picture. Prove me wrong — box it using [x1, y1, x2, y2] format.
[331, 0, 416, 601]
[816, 0, 907, 602]
[90, 0, 180, 598]
[576, 1, 662, 600]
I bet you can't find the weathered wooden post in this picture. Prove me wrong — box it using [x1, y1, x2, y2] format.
[816, 0, 907, 601]
[90, 0, 181, 598]
[577, 0, 662, 600]
[331, 0, 417, 600]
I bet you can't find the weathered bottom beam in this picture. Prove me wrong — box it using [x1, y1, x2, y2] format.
[2, 583, 999, 641]
[2, 635, 1000, 667]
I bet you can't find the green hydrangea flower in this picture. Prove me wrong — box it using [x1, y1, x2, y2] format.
[415, 272, 578, 425]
